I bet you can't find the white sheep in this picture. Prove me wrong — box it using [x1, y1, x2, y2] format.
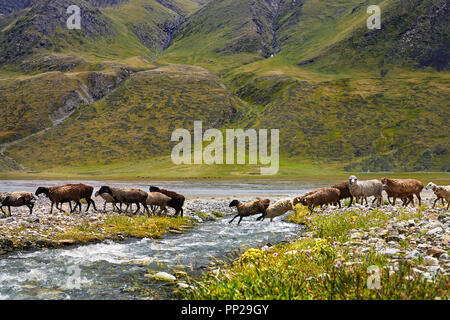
[348, 175, 383, 206]
[425, 182, 450, 209]
[257, 198, 294, 222]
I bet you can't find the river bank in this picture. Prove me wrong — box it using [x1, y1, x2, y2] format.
[0, 197, 300, 300]
[181, 203, 450, 300]
[0, 198, 234, 255]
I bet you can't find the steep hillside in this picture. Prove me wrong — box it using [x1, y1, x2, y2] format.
[0, 0, 448, 176]
[5, 65, 248, 169]
[0, 0, 202, 72]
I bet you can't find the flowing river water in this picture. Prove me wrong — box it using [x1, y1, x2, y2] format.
[0, 180, 323, 300]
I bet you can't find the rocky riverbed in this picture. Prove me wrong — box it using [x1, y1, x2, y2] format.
[1, 195, 449, 284]
[0, 198, 235, 254]
[296, 204, 450, 283]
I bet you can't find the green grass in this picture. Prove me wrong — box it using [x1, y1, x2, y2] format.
[0, 0, 448, 176]
[180, 206, 449, 300]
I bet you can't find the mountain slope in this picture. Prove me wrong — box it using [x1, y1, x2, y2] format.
[0, 0, 448, 175]
[5, 65, 248, 169]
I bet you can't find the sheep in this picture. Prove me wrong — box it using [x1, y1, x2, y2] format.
[425, 182, 450, 209]
[149, 186, 185, 217]
[332, 181, 354, 207]
[0, 191, 36, 216]
[257, 198, 294, 222]
[146, 192, 172, 216]
[348, 176, 383, 207]
[294, 188, 341, 213]
[35, 184, 97, 214]
[97, 186, 150, 216]
[382, 185, 414, 207]
[380, 178, 424, 206]
[228, 199, 270, 225]
[95, 190, 121, 212]
[293, 188, 327, 208]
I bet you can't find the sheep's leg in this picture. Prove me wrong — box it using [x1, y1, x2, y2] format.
[28, 203, 34, 215]
[237, 216, 244, 225]
[416, 193, 422, 206]
[74, 201, 82, 213]
[7, 206, 11, 217]
[432, 198, 439, 209]
[256, 214, 265, 221]
[141, 202, 150, 217]
[89, 198, 97, 212]
[85, 198, 91, 212]
[50, 202, 54, 215]
[338, 200, 341, 209]
[133, 203, 141, 215]
[58, 203, 65, 213]
[229, 214, 239, 224]
[0, 206, 6, 215]
[348, 196, 353, 208]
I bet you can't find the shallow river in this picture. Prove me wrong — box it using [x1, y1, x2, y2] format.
[0, 180, 316, 300]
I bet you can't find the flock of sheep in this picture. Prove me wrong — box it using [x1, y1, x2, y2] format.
[0, 184, 185, 217]
[0, 177, 448, 225]
[227, 176, 449, 225]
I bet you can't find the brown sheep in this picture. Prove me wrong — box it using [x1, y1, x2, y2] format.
[295, 188, 341, 213]
[332, 181, 354, 207]
[229, 199, 270, 225]
[35, 184, 97, 214]
[149, 186, 185, 216]
[382, 185, 414, 207]
[293, 188, 331, 209]
[0, 191, 36, 216]
[381, 178, 424, 206]
[98, 186, 150, 216]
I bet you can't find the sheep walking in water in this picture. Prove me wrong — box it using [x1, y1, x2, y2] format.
[229, 199, 270, 225]
[0, 191, 36, 216]
[257, 198, 294, 222]
[348, 176, 383, 207]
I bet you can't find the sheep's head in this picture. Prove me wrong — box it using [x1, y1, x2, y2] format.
[425, 182, 436, 191]
[348, 175, 358, 185]
[35, 187, 49, 197]
[98, 186, 112, 196]
[380, 177, 390, 186]
[261, 199, 271, 208]
[293, 197, 302, 206]
[149, 186, 160, 192]
[229, 200, 239, 207]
